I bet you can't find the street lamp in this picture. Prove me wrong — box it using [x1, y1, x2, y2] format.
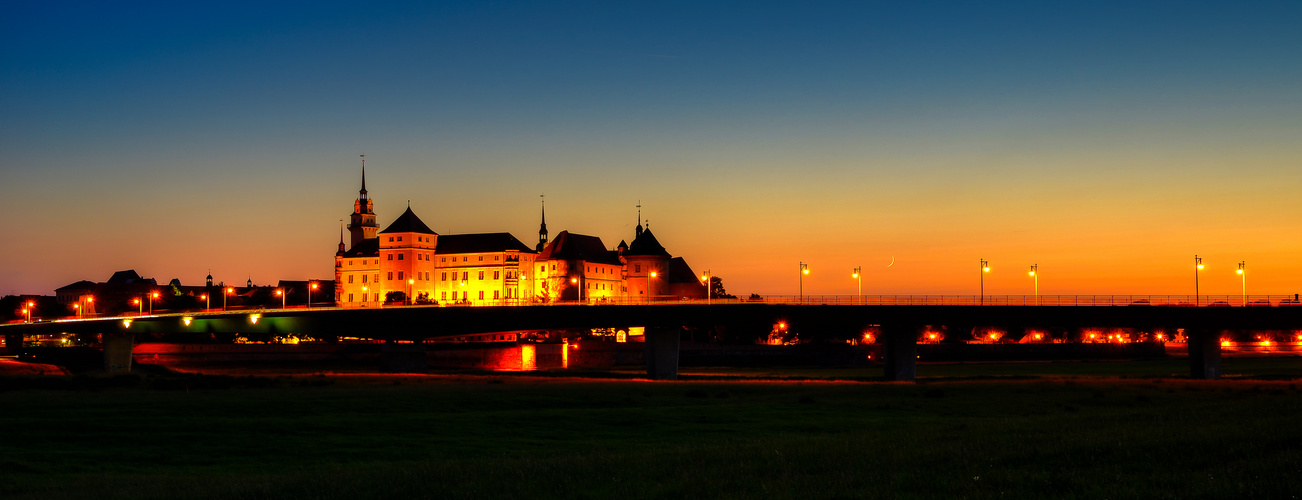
[407, 279, 415, 306]
[980, 259, 990, 305]
[22, 301, 34, 322]
[84, 297, 93, 318]
[1237, 261, 1246, 307]
[852, 267, 862, 305]
[1028, 264, 1038, 305]
[362, 286, 369, 306]
[275, 289, 285, 309]
[73, 304, 80, 319]
[150, 291, 159, 315]
[308, 281, 318, 308]
[133, 298, 143, 315]
[647, 271, 658, 304]
[799, 262, 810, 303]
[700, 269, 712, 305]
[200, 293, 209, 311]
[224, 287, 234, 311]
[1194, 255, 1204, 306]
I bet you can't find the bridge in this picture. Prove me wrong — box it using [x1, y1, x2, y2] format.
[5, 297, 1302, 381]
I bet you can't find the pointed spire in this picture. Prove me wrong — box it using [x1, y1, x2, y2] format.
[635, 201, 643, 238]
[359, 154, 368, 198]
[537, 194, 549, 252]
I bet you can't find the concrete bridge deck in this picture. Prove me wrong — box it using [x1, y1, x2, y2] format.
[5, 303, 1302, 380]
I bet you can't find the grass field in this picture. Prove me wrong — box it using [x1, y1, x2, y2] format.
[3, 359, 1302, 499]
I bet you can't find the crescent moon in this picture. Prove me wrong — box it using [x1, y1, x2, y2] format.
[886, 256, 895, 268]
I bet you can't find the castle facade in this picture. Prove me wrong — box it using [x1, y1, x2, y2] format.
[333, 166, 704, 306]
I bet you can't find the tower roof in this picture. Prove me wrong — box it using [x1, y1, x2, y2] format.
[626, 228, 670, 257]
[538, 231, 622, 265]
[379, 207, 437, 235]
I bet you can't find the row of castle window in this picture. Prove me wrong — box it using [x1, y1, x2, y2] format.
[345, 293, 381, 302]
[440, 271, 501, 281]
[440, 255, 502, 263]
[439, 290, 501, 301]
[347, 274, 381, 284]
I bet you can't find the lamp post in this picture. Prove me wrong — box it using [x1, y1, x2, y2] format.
[1028, 264, 1038, 306]
[979, 259, 990, 305]
[73, 304, 80, 319]
[799, 262, 809, 303]
[647, 271, 657, 304]
[275, 289, 285, 309]
[23, 301, 34, 322]
[149, 291, 159, 315]
[224, 287, 234, 311]
[1237, 261, 1246, 307]
[852, 267, 862, 305]
[1194, 255, 1203, 306]
[700, 269, 712, 305]
[407, 279, 415, 306]
[362, 286, 369, 306]
[134, 298, 143, 315]
[308, 281, 318, 308]
[84, 297, 93, 318]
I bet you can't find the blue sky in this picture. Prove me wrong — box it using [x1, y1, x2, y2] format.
[3, 1, 1300, 296]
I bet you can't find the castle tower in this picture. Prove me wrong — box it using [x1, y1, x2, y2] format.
[348, 155, 378, 248]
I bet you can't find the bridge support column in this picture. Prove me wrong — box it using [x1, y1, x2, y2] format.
[4, 334, 21, 355]
[645, 327, 680, 380]
[103, 333, 134, 374]
[882, 325, 918, 382]
[380, 341, 428, 373]
[1187, 329, 1222, 380]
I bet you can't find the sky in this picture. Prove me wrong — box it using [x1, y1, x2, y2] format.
[2, 1, 1300, 297]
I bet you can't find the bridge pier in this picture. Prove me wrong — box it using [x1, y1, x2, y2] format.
[1187, 329, 1222, 380]
[4, 334, 21, 355]
[380, 341, 428, 373]
[103, 333, 134, 374]
[645, 327, 680, 380]
[882, 325, 918, 382]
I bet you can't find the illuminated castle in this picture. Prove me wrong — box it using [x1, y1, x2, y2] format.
[333, 163, 704, 306]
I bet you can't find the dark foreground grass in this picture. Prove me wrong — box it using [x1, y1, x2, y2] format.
[2, 367, 1302, 498]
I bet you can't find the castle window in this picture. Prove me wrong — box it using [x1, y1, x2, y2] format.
[348, 294, 354, 302]
[495, 256, 499, 261]
[441, 291, 447, 300]
[478, 256, 483, 262]
[462, 272, 468, 281]
[362, 275, 367, 283]
[441, 272, 447, 281]
[398, 254, 404, 260]
[397, 236, 402, 242]
[348, 260, 354, 266]
[388, 254, 393, 261]
[478, 271, 485, 280]
[388, 237, 394, 242]
[636, 264, 642, 273]
[387, 272, 393, 280]
[441, 257, 446, 263]
[478, 291, 484, 300]
[493, 271, 500, 280]
[463, 257, 468, 262]
[398, 271, 404, 280]
[374, 274, 379, 282]
[348, 275, 354, 284]
[374, 293, 379, 302]
[540, 265, 545, 273]
[493, 291, 499, 299]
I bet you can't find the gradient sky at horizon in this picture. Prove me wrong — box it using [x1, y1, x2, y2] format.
[3, 1, 1300, 297]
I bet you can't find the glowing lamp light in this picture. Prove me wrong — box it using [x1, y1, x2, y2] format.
[983, 267, 990, 272]
[700, 274, 708, 282]
[1197, 264, 1205, 270]
[122, 319, 132, 328]
[802, 268, 810, 275]
[1221, 340, 1232, 347]
[1236, 269, 1244, 275]
[152, 292, 159, 299]
[182, 317, 193, 326]
[650, 271, 657, 278]
[249, 314, 261, 324]
[408, 279, 414, 284]
[275, 290, 283, 296]
[571, 277, 578, 284]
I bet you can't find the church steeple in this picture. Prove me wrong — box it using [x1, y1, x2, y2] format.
[336, 222, 346, 255]
[536, 194, 549, 252]
[348, 155, 378, 248]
